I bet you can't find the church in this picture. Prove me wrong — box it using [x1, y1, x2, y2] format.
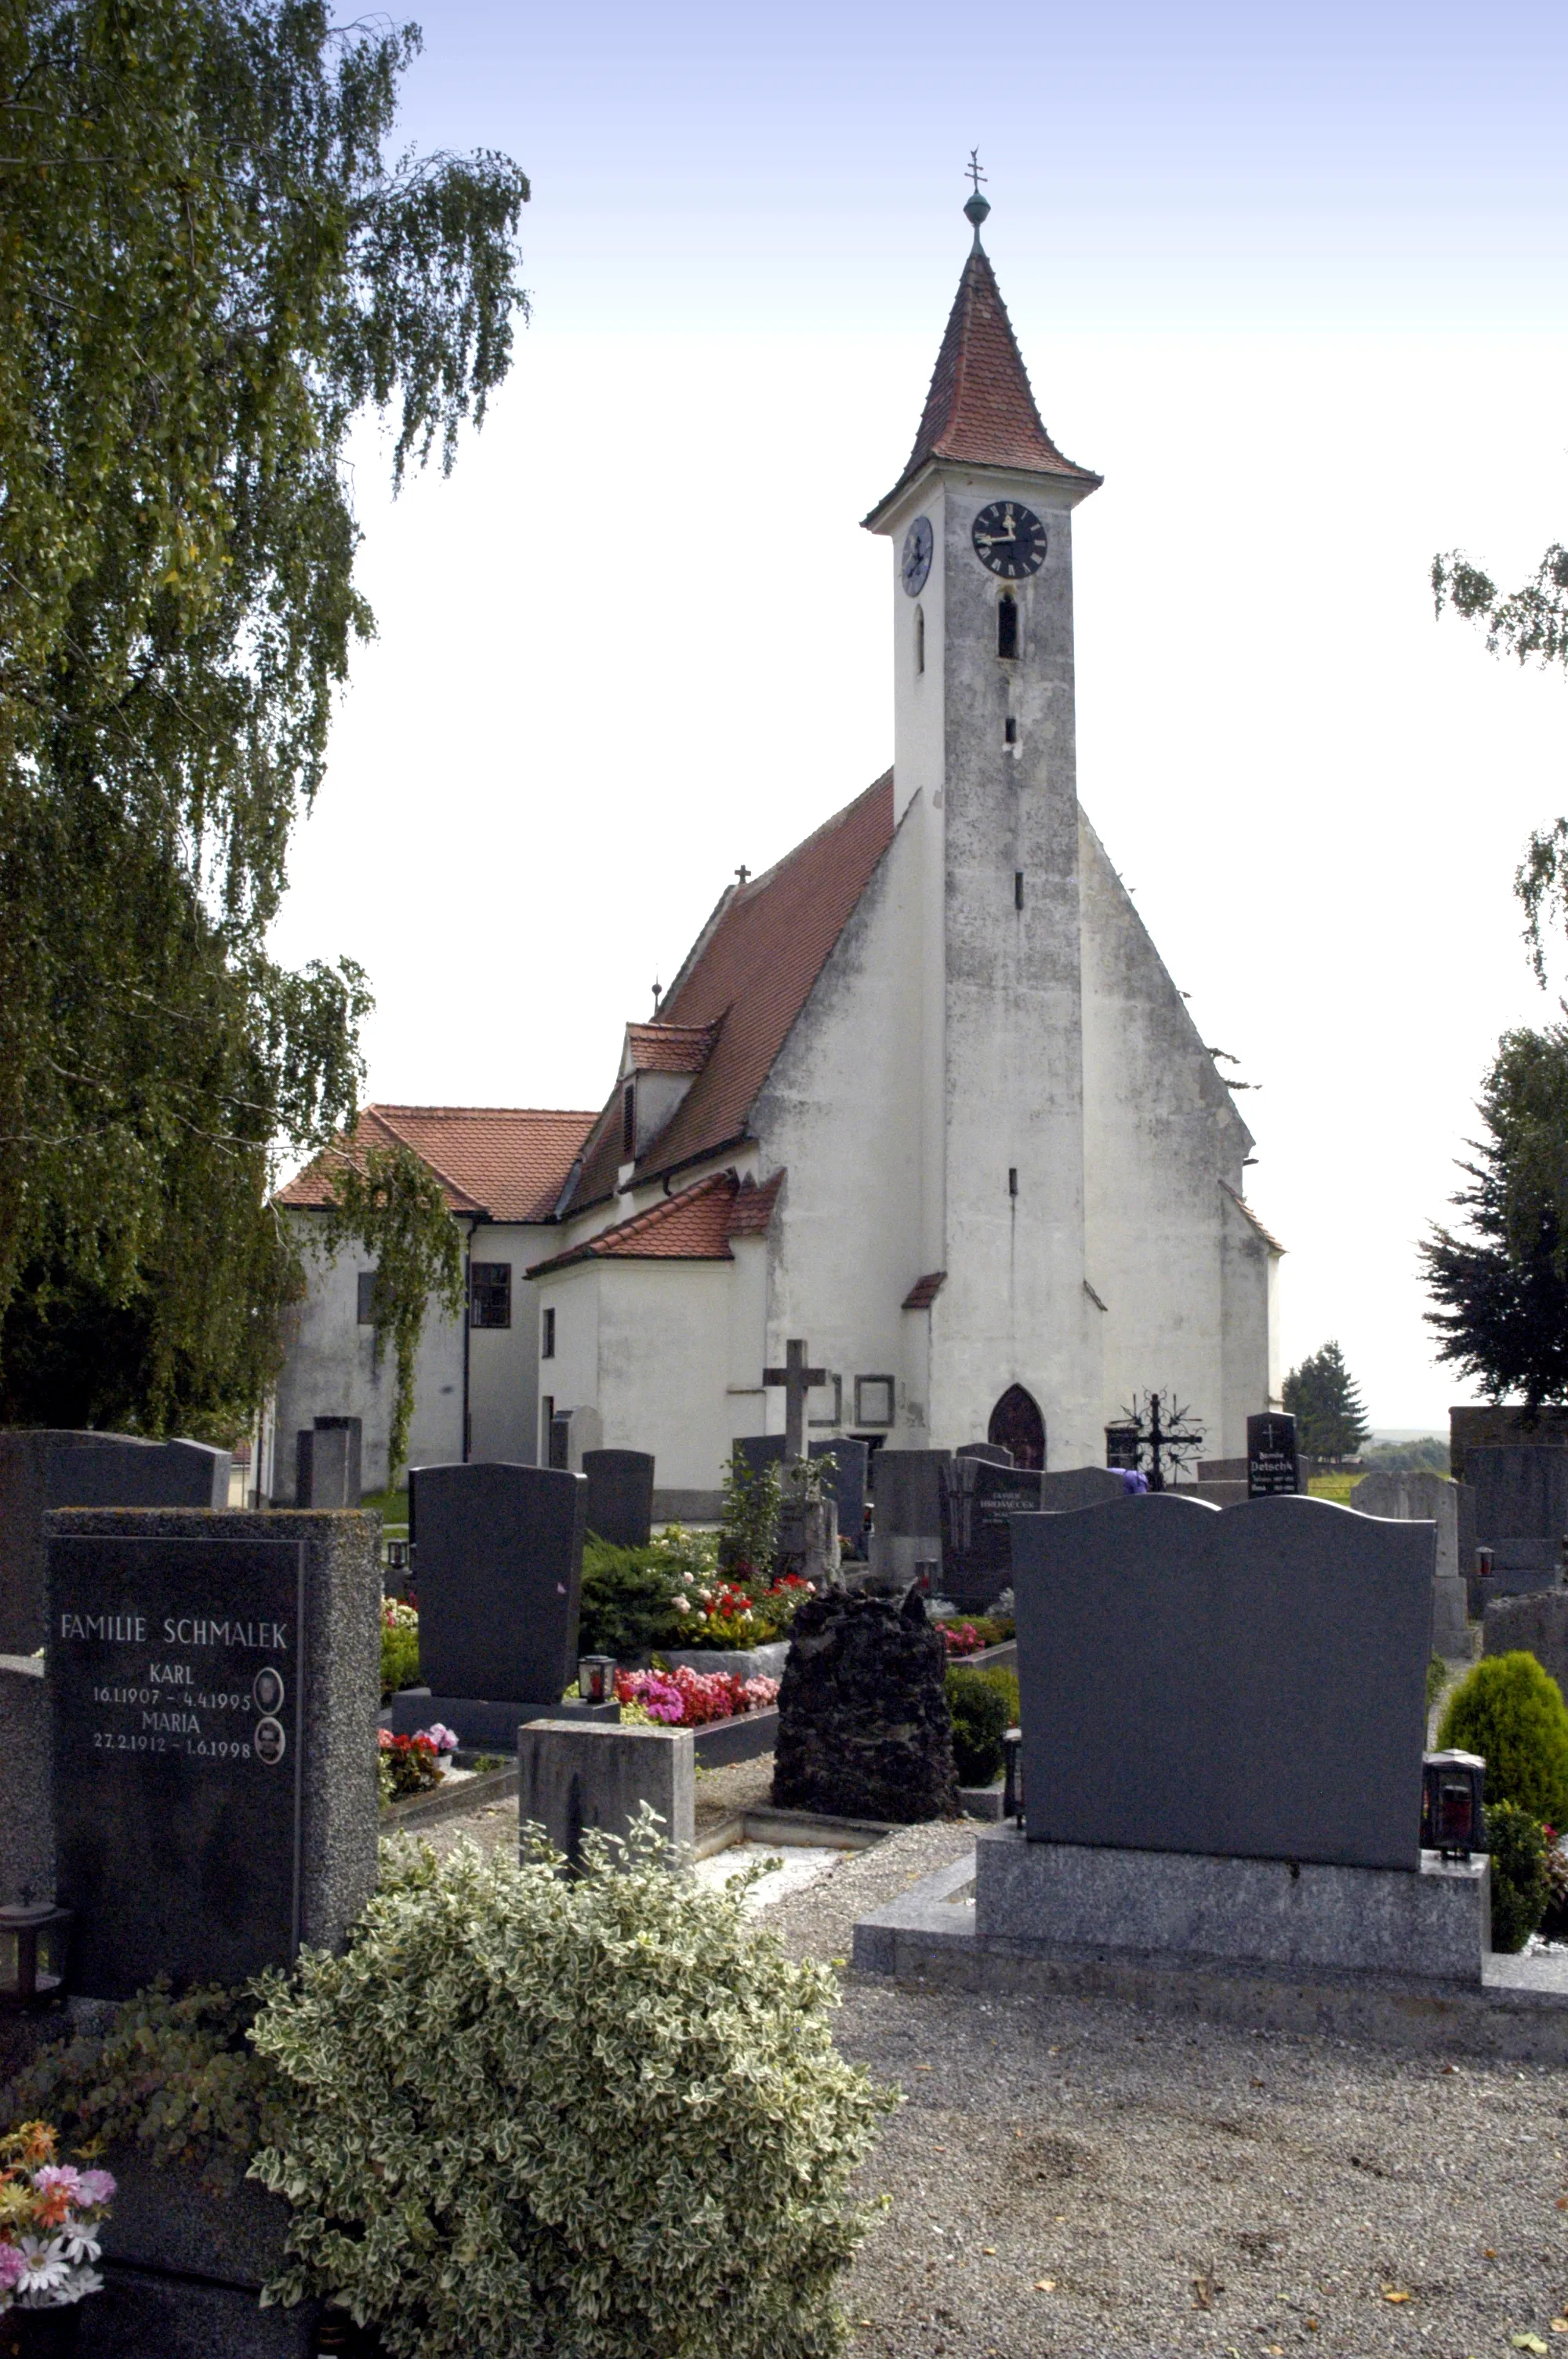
[273, 191, 1283, 1510]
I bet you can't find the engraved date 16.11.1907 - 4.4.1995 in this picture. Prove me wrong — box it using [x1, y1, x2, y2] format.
[971, 499, 1047, 580]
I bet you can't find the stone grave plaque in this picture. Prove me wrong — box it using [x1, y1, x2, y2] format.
[1011, 1494, 1432, 1870]
[1039, 1467, 1129, 1512]
[1, 1430, 231, 1655]
[1468, 1445, 1568, 1595]
[295, 1424, 354, 1510]
[1247, 1412, 1301, 1497]
[48, 1533, 305, 1999]
[405, 1461, 586, 1721]
[940, 1457, 1043, 1609]
[582, 1449, 655, 1550]
[735, 1435, 869, 1556]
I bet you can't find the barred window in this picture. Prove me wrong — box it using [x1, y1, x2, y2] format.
[356, 1271, 379, 1326]
[470, 1262, 512, 1329]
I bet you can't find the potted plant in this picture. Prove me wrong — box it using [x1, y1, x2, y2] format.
[0, 2122, 114, 2357]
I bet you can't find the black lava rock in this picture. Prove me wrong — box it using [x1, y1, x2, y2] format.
[771, 1586, 960, 1823]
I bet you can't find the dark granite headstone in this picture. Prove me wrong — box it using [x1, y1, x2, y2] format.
[1468, 1446, 1568, 1597]
[390, 1462, 586, 1750]
[1039, 1467, 1129, 1512]
[867, 1446, 950, 1584]
[1485, 1590, 1568, 1699]
[0, 1430, 230, 1656]
[735, 1435, 869, 1555]
[1247, 1412, 1301, 1496]
[772, 1588, 958, 1822]
[583, 1448, 655, 1549]
[312, 1415, 361, 1503]
[1011, 1494, 1432, 1871]
[45, 1510, 379, 2001]
[939, 1456, 1043, 1611]
[957, 1442, 1014, 1466]
[295, 1424, 354, 1510]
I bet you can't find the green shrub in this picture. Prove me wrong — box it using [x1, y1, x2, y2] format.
[719, 1451, 780, 1579]
[1486, 1801, 1550, 1953]
[380, 1602, 419, 1700]
[946, 1667, 1016, 1787]
[249, 1824, 893, 2359]
[578, 1539, 682, 1657]
[1425, 1654, 1447, 1715]
[1438, 1652, 1568, 1826]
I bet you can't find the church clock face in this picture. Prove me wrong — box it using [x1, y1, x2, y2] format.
[901, 514, 933, 598]
[972, 500, 1047, 580]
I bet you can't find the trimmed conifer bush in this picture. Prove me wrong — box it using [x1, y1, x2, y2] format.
[1485, 1801, 1550, 1952]
[946, 1666, 1016, 1787]
[249, 1822, 893, 2359]
[1438, 1651, 1568, 1827]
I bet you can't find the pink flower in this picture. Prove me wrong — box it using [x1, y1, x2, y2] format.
[74, 2172, 115, 2208]
[420, 1724, 459, 1754]
[32, 2167, 81, 2199]
[377, 1728, 394, 1750]
[0, 2247, 24, 2292]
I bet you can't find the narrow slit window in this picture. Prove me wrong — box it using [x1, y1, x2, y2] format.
[1008, 1167, 1019, 1198]
[621, 1080, 636, 1158]
[914, 604, 925, 674]
[997, 592, 1019, 660]
[1014, 871, 1025, 910]
[1004, 715, 1018, 745]
[542, 1306, 556, 1360]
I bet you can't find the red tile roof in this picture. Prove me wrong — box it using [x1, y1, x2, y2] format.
[626, 1021, 720, 1076]
[564, 774, 896, 1210]
[277, 1105, 597, 1224]
[528, 1167, 783, 1278]
[866, 245, 1099, 525]
[1220, 1180, 1287, 1256]
[902, 1270, 947, 1310]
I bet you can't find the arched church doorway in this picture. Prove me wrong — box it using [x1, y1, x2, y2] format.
[988, 1385, 1044, 1470]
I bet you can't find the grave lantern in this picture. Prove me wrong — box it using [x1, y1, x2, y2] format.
[0, 1901, 74, 2009]
[577, 1654, 616, 1707]
[1421, 1750, 1486, 1860]
[1475, 1547, 1494, 1585]
[385, 1538, 409, 1577]
[1002, 1727, 1025, 1828]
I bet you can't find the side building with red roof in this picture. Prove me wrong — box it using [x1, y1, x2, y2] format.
[271, 200, 1282, 1506]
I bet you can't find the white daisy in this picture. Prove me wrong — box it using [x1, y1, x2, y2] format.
[15, 2237, 71, 2295]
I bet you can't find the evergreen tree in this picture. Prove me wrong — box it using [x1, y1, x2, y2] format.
[0, 0, 526, 1436]
[1422, 1026, 1568, 1412]
[1282, 1341, 1370, 1463]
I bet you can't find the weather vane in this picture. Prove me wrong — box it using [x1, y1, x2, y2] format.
[967, 150, 986, 196]
[964, 151, 991, 242]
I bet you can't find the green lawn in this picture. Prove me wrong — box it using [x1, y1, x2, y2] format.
[360, 1485, 408, 1532]
[1308, 1471, 1359, 1504]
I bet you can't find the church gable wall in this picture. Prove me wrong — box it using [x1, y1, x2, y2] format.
[750, 804, 924, 1444]
[591, 1259, 733, 1490]
[1076, 812, 1266, 1459]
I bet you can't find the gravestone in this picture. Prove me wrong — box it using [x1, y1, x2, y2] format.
[868, 1448, 950, 1585]
[45, 1507, 379, 2001]
[518, 1720, 695, 1871]
[939, 1456, 1043, 1612]
[772, 1587, 958, 1822]
[1247, 1411, 1301, 1496]
[0, 1652, 51, 1906]
[1467, 1445, 1568, 1599]
[388, 1462, 590, 1750]
[956, 1442, 1013, 1466]
[735, 1434, 869, 1557]
[1038, 1466, 1129, 1513]
[295, 1423, 354, 1510]
[582, 1448, 655, 1549]
[0, 1430, 231, 1656]
[1348, 1469, 1472, 1654]
[1485, 1590, 1568, 1700]
[548, 1405, 604, 1474]
[311, 1414, 361, 1503]
[1011, 1494, 1432, 1870]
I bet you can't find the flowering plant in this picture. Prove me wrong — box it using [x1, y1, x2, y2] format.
[615, 1667, 779, 1729]
[380, 1596, 420, 1700]
[669, 1570, 813, 1648]
[938, 1621, 984, 1656]
[377, 1725, 456, 1803]
[0, 2121, 114, 2313]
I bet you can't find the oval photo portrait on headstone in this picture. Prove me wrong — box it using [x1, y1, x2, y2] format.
[253, 1715, 286, 1766]
[252, 1666, 285, 1714]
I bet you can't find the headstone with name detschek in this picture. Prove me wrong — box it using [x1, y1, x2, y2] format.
[582, 1448, 655, 1550]
[0, 1429, 231, 1656]
[939, 1456, 1043, 1612]
[388, 1462, 590, 1750]
[735, 1434, 869, 1558]
[45, 1509, 379, 2001]
[1247, 1412, 1301, 1497]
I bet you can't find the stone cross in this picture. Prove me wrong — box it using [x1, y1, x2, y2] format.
[764, 1338, 826, 1464]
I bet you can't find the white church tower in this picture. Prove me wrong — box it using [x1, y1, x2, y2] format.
[862, 176, 1108, 1466]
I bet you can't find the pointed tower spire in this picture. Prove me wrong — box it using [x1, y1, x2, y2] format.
[863, 174, 1100, 529]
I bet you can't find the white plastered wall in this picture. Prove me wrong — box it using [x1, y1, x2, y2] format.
[466, 1223, 554, 1464]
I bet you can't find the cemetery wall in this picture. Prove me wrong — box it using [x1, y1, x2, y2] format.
[933, 462, 1101, 1467]
[753, 801, 927, 1443]
[1078, 813, 1269, 1460]
[274, 1216, 464, 1494]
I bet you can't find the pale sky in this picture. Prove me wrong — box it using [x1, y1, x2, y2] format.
[270, 0, 1568, 1432]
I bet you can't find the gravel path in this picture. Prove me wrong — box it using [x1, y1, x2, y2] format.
[395, 1791, 1568, 2355]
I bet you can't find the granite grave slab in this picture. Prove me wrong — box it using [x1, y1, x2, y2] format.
[1468, 1445, 1568, 1598]
[582, 1448, 655, 1549]
[1247, 1411, 1301, 1496]
[939, 1456, 1043, 1611]
[1349, 1468, 1472, 1653]
[295, 1423, 354, 1509]
[1011, 1493, 1433, 1870]
[1038, 1466, 1129, 1512]
[0, 1430, 230, 1654]
[867, 1448, 949, 1584]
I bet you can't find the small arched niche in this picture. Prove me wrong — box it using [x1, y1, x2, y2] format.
[989, 1383, 1045, 1470]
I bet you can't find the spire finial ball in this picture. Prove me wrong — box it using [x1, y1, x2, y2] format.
[963, 150, 990, 241]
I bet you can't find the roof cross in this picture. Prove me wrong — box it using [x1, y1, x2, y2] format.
[966, 149, 986, 196]
[735, 864, 751, 886]
[763, 1337, 826, 1463]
